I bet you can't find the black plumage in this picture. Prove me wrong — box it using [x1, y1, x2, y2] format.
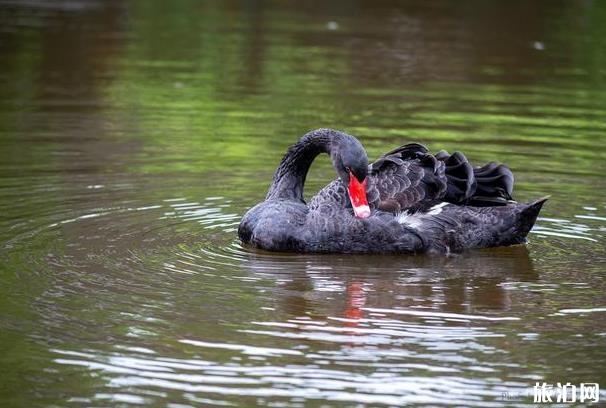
[238, 128, 547, 254]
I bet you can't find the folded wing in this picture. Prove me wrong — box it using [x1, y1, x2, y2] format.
[367, 143, 515, 212]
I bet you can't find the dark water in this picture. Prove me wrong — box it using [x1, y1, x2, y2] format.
[1, 1, 606, 406]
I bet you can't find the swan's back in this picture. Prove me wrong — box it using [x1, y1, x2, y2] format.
[310, 143, 515, 214]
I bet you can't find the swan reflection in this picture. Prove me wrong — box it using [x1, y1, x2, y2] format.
[241, 246, 537, 320]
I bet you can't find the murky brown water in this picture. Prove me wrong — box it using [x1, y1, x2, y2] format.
[1, 1, 605, 406]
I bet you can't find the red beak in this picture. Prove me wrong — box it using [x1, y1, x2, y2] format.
[348, 171, 370, 218]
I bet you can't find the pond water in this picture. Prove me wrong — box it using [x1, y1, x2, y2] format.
[1, 1, 605, 406]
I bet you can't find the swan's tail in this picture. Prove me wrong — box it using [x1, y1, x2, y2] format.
[507, 196, 549, 243]
[411, 197, 549, 253]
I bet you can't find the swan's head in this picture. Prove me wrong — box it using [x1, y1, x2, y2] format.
[332, 134, 370, 219]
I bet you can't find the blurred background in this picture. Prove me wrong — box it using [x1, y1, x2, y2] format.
[1, 0, 605, 406]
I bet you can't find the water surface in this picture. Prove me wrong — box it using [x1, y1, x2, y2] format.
[1, 1, 605, 406]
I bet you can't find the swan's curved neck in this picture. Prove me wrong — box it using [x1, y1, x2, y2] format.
[266, 129, 340, 202]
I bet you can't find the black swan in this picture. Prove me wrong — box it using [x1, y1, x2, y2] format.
[238, 128, 547, 254]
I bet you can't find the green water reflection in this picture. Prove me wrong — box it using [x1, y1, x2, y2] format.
[0, 1, 605, 406]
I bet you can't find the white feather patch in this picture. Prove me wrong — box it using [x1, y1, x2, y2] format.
[397, 202, 449, 228]
[396, 212, 423, 228]
[427, 202, 448, 215]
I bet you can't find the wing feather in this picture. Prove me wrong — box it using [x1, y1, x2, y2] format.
[309, 142, 516, 215]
